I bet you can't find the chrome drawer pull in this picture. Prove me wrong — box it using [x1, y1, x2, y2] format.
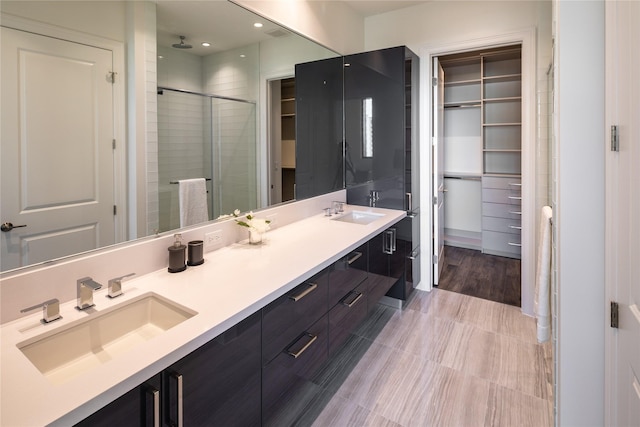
[508, 196, 522, 200]
[508, 242, 522, 247]
[286, 333, 318, 358]
[508, 211, 522, 215]
[342, 291, 364, 308]
[347, 251, 363, 265]
[167, 371, 184, 427]
[508, 182, 522, 187]
[145, 386, 160, 427]
[508, 225, 522, 230]
[289, 282, 318, 302]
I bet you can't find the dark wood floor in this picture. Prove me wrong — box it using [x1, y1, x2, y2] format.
[436, 245, 521, 307]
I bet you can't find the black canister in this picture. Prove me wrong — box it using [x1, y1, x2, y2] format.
[187, 240, 204, 266]
[168, 234, 187, 273]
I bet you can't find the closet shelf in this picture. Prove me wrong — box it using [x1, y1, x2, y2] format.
[483, 122, 522, 127]
[483, 149, 522, 153]
[482, 73, 521, 82]
[444, 101, 481, 108]
[444, 78, 481, 86]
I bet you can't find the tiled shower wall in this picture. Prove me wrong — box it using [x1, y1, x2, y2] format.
[155, 45, 258, 230]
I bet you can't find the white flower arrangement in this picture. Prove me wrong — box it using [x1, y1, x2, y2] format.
[219, 209, 271, 233]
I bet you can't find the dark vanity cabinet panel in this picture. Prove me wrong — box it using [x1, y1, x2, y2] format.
[369, 224, 413, 301]
[262, 314, 329, 425]
[327, 243, 368, 355]
[167, 311, 262, 427]
[75, 312, 261, 427]
[75, 374, 162, 427]
[262, 269, 329, 365]
[295, 56, 344, 200]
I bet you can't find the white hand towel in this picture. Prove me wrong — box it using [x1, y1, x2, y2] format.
[178, 178, 209, 227]
[535, 206, 553, 343]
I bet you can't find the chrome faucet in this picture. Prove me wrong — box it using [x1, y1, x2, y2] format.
[107, 273, 135, 299]
[76, 277, 102, 310]
[368, 190, 380, 207]
[21, 298, 62, 324]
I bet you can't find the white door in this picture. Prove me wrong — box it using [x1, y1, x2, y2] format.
[432, 58, 445, 284]
[1, 27, 115, 271]
[606, 0, 640, 425]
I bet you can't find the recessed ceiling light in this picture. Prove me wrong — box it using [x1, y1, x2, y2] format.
[201, 42, 211, 47]
[240, 54, 246, 58]
[253, 22, 263, 28]
[158, 55, 164, 59]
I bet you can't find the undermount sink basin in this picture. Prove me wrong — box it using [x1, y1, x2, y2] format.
[332, 210, 384, 225]
[17, 292, 197, 384]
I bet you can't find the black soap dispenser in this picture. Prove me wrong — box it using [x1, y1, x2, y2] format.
[168, 233, 187, 273]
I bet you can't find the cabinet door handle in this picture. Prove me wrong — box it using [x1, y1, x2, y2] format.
[145, 385, 160, 427]
[406, 192, 412, 212]
[286, 333, 318, 358]
[167, 371, 184, 427]
[288, 282, 318, 302]
[508, 196, 522, 200]
[390, 228, 397, 252]
[341, 291, 364, 308]
[508, 182, 522, 187]
[408, 247, 420, 260]
[508, 211, 522, 215]
[508, 225, 522, 230]
[347, 251, 362, 265]
[383, 229, 396, 254]
[508, 242, 522, 247]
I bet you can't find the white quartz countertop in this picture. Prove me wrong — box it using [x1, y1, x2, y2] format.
[0, 206, 405, 426]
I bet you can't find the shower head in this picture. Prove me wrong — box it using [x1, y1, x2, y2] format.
[172, 36, 192, 49]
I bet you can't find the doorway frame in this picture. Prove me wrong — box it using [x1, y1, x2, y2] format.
[0, 13, 127, 244]
[419, 27, 537, 316]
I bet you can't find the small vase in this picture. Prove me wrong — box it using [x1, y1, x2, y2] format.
[248, 229, 263, 245]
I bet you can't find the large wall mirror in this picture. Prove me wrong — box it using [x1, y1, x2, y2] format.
[0, 0, 339, 274]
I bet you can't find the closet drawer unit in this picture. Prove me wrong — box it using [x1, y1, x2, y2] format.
[482, 216, 521, 235]
[482, 230, 522, 258]
[262, 269, 329, 365]
[328, 282, 368, 356]
[482, 188, 522, 205]
[482, 202, 522, 220]
[482, 176, 521, 190]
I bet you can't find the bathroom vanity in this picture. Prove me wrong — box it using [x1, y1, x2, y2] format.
[0, 199, 405, 426]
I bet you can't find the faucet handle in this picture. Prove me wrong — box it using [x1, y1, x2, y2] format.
[21, 298, 62, 324]
[107, 273, 135, 299]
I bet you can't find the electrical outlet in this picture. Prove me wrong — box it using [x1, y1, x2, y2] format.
[267, 213, 278, 229]
[204, 229, 223, 251]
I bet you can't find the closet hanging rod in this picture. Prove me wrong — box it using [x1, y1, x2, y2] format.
[170, 178, 212, 184]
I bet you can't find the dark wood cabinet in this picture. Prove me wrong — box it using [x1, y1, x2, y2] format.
[295, 56, 344, 200]
[75, 312, 261, 427]
[262, 269, 329, 365]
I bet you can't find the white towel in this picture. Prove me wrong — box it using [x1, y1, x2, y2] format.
[178, 178, 209, 227]
[535, 206, 553, 343]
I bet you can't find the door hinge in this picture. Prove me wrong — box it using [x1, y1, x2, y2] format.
[611, 125, 620, 152]
[108, 71, 117, 84]
[113, 205, 117, 216]
[432, 77, 438, 86]
[112, 139, 116, 150]
[611, 301, 619, 328]
[432, 254, 438, 264]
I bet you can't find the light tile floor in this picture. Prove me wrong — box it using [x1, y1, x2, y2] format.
[309, 289, 554, 427]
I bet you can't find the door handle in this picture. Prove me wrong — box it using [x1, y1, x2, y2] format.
[1, 222, 27, 232]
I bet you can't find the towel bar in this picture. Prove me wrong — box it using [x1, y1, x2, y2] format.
[170, 178, 212, 184]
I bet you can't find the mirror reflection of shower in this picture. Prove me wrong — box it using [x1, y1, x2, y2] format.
[157, 88, 257, 233]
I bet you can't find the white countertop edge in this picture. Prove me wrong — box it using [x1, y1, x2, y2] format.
[1, 206, 406, 427]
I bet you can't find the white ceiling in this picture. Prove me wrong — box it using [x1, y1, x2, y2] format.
[156, 1, 426, 56]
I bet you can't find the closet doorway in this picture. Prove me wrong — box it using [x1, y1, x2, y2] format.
[434, 45, 523, 307]
[268, 77, 296, 205]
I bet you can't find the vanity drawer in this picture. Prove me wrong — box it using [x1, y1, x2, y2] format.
[262, 269, 329, 365]
[482, 230, 521, 258]
[329, 244, 367, 308]
[482, 202, 522, 220]
[482, 188, 521, 205]
[328, 282, 368, 356]
[482, 216, 521, 235]
[262, 314, 329, 424]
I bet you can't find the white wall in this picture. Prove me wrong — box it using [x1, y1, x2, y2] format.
[230, 0, 364, 54]
[554, 1, 605, 424]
